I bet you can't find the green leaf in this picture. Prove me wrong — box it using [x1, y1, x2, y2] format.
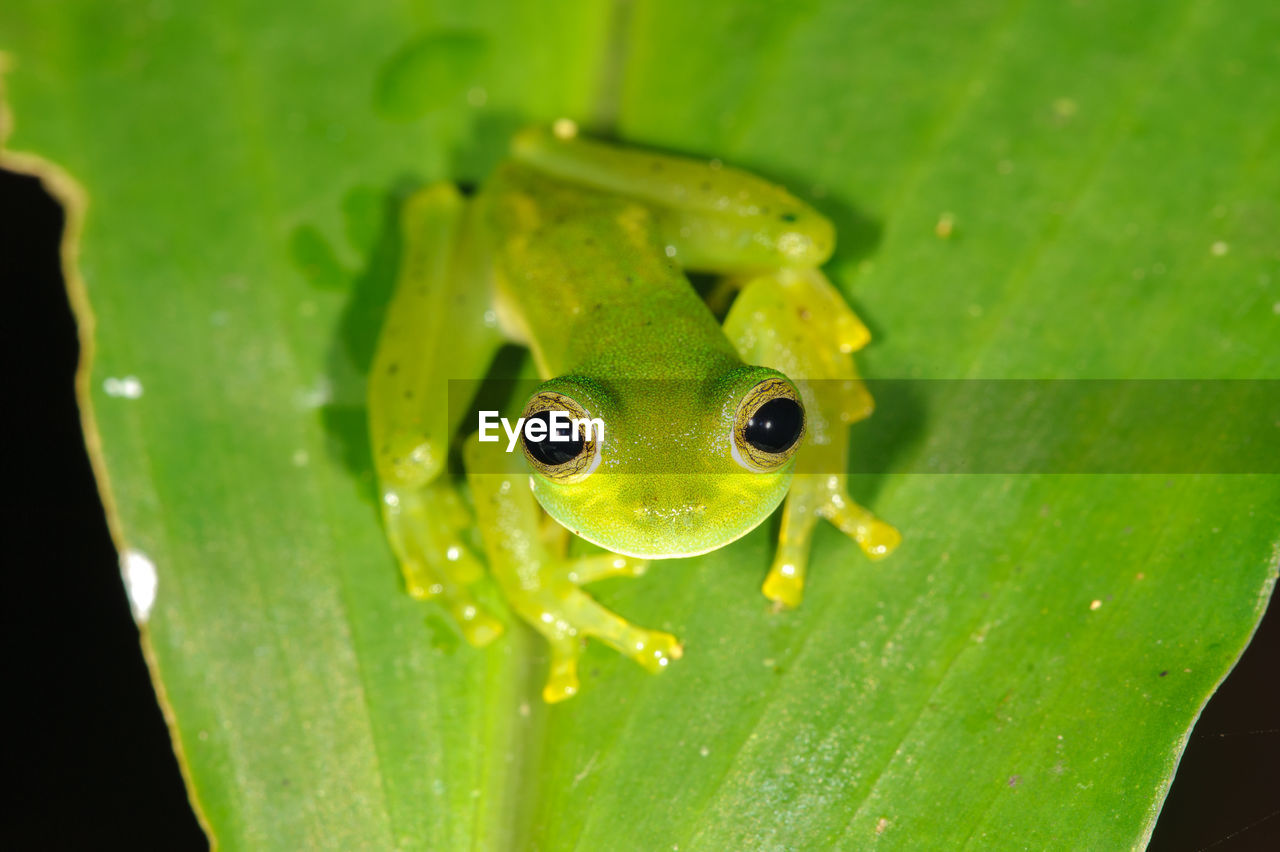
[3, 0, 1276, 848]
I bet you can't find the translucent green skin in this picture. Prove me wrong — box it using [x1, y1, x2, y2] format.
[368, 124, 897, 701]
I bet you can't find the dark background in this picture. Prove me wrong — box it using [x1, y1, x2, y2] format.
[3, 167, 1277, 850]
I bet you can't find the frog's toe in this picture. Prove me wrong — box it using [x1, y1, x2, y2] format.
[565, 593, 683, 677]
[858, 519, 901, 560]
[423, 588, 504, 647]
[455, 604, 505, 647]
[543, 639, 581, 703]
[762, 560, 807, 608]
[631, 630, 683, 675]
[402, 555, 481, 597]
[403, 566, 435, 601]
[543, 677, 579, 704]
[401, 556, 504, 646]
[828, 501, 901, 560]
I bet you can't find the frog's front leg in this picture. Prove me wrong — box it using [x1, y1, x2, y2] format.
[464, 441, 681, 702]
[724, 268, 900, 607]
[369, 183, 505, 644]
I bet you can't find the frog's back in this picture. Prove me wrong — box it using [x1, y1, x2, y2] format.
[479, 162, 739, 380]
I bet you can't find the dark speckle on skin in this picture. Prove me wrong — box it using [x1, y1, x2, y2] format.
[387, 363, 399, 374]
[700, 181, 712, 192]
[1160, 670, 1169, 677]
[651, 161, 663, 172]
[780, 212, 798, 223]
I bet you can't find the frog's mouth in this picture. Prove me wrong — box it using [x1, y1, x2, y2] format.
[536, 474, 790, 559]
[581, 514, 759, 560]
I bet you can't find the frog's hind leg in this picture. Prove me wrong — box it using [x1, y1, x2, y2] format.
[464, 444, 681, 702]
[723, 267, 900, 608]
[370, 183, 506, 645]
[511, 122, 834, 272]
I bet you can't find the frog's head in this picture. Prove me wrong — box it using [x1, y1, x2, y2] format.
[518, 366, 805, 558]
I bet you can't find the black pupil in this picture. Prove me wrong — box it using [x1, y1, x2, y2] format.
[524, 410, 585, 466]
[745, 397, 803, 454]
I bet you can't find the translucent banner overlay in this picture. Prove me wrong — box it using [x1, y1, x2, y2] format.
[447, 379, 1280, 474]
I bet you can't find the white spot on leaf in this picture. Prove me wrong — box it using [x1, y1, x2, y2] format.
[103, 376, 144, 399]
[296, 376, 333, 409]
[121, 549, 158, 622]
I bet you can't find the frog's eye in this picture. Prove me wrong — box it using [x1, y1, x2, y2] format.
[732, 378, 805, 472]
[520, 392, 601, 483]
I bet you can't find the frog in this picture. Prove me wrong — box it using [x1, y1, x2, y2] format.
[369, 120, 899, 702]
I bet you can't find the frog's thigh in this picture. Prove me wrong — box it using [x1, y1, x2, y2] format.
[464, 445, 681, 702]
[511, 124, 833, 272]
[369, 183, 504, 645]
[724, 269, 900, 607]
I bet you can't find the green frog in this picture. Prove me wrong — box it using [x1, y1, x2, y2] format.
[369, 121, 898, 701]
